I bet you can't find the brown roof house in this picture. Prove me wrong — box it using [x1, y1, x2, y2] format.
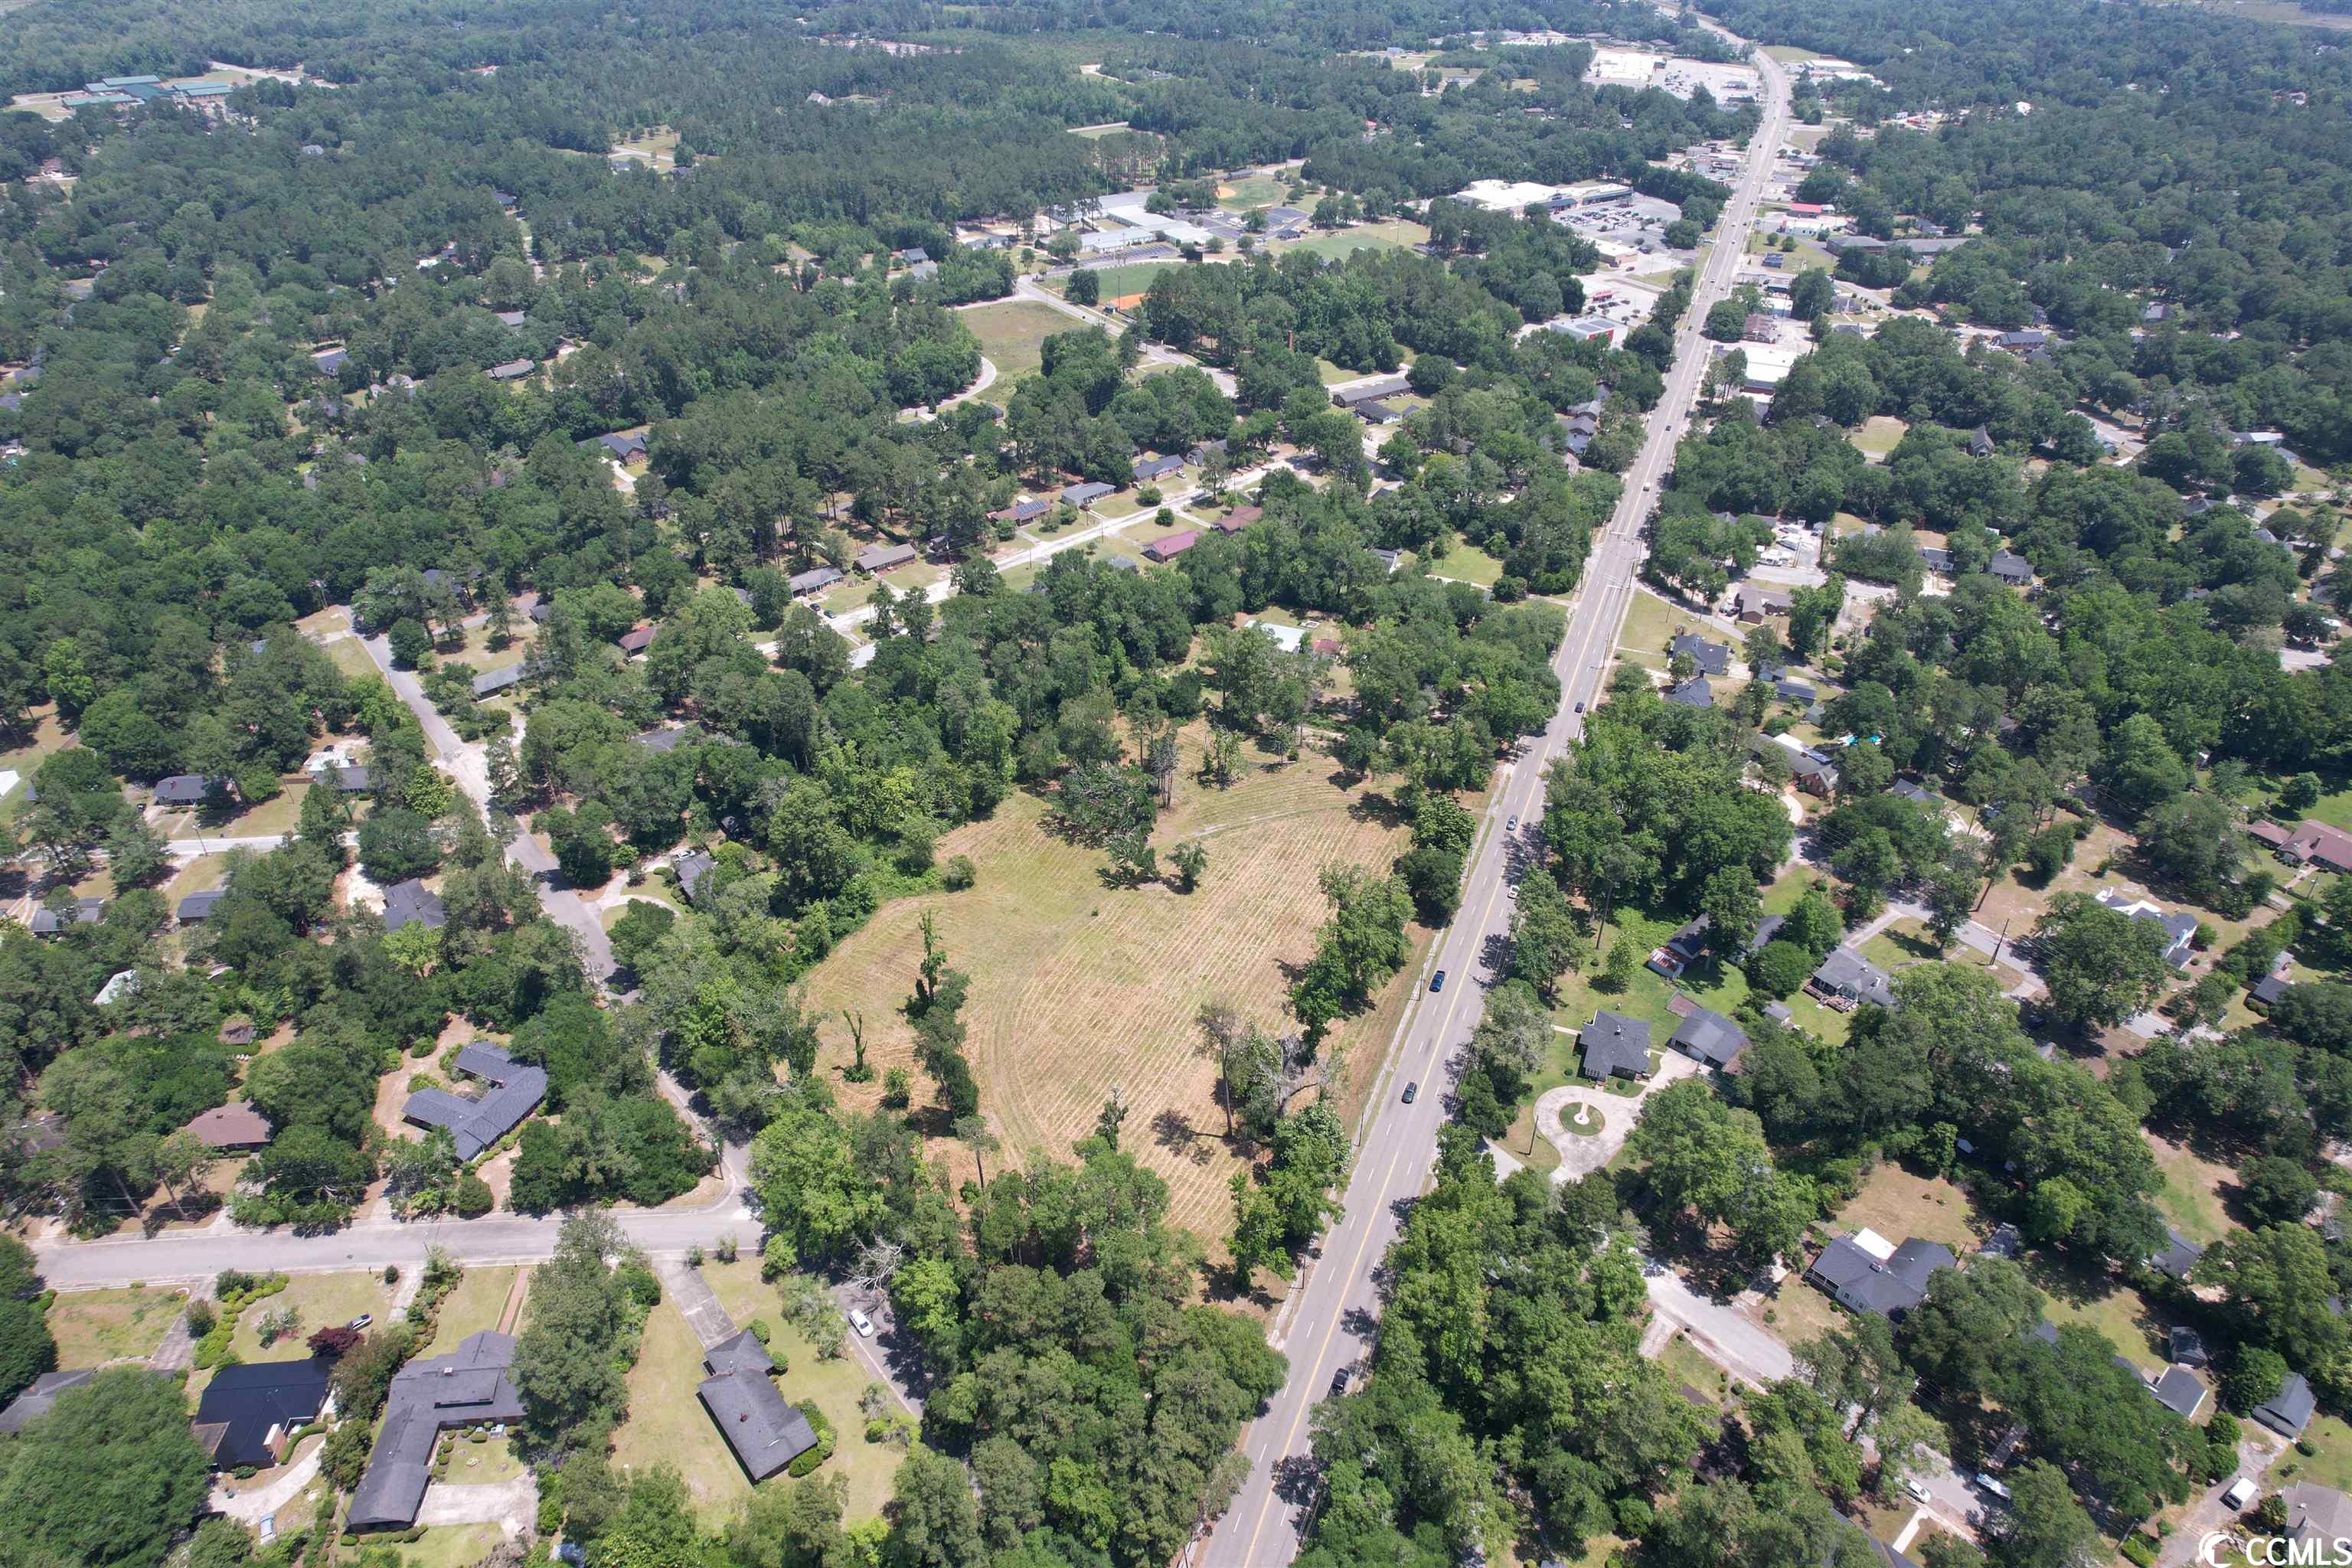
[2282, 821, 2352, 874]
[183, 1102, 273, 1152]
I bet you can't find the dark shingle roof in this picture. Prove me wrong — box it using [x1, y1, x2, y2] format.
[0, 1369, 97, 1435]
[1671, 1007, 1749, 1070]
[698, 1338, 817, 1481]
[348, 1331, 524, 1529]
[1808, 1235, 1954, 1317]
[383, 880, 446, 933]
[194, 1358, 332, 1468]
[2253, 1372, 2317, 1439]
[1579, 1011, 1652, 1078]
[2147, 1226, 2204, 1282]
[1810, 948, 1893, 1008]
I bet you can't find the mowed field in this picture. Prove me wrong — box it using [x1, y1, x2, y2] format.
[799, 736, 1419, 1238]
[959, 299, 1075, 404]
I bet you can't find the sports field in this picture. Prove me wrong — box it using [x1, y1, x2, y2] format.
[1266, 220, 1431, 263]
[799, 730, 1421, 1238]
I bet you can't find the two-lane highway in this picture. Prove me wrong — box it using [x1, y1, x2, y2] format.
[1200, 41, 1790, 1567]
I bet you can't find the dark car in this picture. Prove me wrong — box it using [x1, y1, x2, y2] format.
[1574, 701, 1585, 714]
[1402, 1081, 1418, 1103]
[1429, 970, 1446, 992]
[1329, 1368, 1351, 1399]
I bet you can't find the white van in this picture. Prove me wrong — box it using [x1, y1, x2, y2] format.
[1974, 1474, 2013, 1503]
[2223, 1477, 2258, 1511]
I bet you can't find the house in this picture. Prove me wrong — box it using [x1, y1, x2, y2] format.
[1214, 505, 1263, 533]
[995, 498, 1049, 524]
[348, 1331, 526, 1531]
[494, 310, 528, 329]
[1890, 779, 1938, 808]
[892, 247, 929, 265]
[2146, 1225, 2205, 1282]
[1806, 1232, 1955, 1318]
[194, 1358, 334, 1469]
[1669, 633, 1732, 676]
[1967, 426, 1995, 458]
[1671, 1007, 1749, 1073]
[0, 1369, 97, 1436]
[854, 543, 918, 575]
[788, 566, 843, 596]
[1664, 675, 1713, 709]
[485, 359, 535, 381]
[29, 897, 104, 935]
[1743, 312, 1778, 343]
[327, 764, 373, 794]
[1774, 677, 1816, 704]
[402, 1044, 547, 1161]
[176, 889, 227, 923]
[1353, 399, 1401, 424]
[1757, 732, 1840, 794]
[2282, 820, 2352, 874]
[2096, 890, 2199, 969]
[1808, 948, 1895, 1009]
[1143, 531, 1200, 563]
[1579, 1011, 1653, 1080]
[1060, 482, 1114, 508]
[902, 261, 939, 282]
[154, 774, 225, 807]
[471, 664, 526, 699]
[617, 625, 657, 655]
[2281, 1484, 2352, 1547]
[697, 1328, 818, 1481]
[312, 347, 348, 377]
[2145, 1364, 2210, 1420]
[635, 724, 703, 753]
[1733, 586, 1791, 622]
[1187, 439, 1228, 466]
[1996, 330, 2049, 351]
[183, 1102, 273, 1152]
[1335, 377, 1410, 407]
[1133, 454, 1185, 482]
[2252, 972, 2293, 1010]
[1918, 546, 1955, 573]
[1648, 915, 1714, 979]
[586, 430, 649, 462]
[675, 850, 717, 905]
[2252, 1372, 2318, 1440]
[1102, 556, 1142, 573]
[1985, 550, 2034, 586]
[382, 880, 446, 933]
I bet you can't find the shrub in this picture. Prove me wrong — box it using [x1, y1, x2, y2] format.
[746, 1319, 770, 1346]
[942, 855, 976, 891]
[866, 1418, 890, 1443]
[452, 1171, 494, 1217]
[785, 1402, 837, 1478]
[715, 1233, 739, 1264]
[2120, 1534, 2157, 1568]
[686, 1245, 704, 1268]
[185, 1299, 216, 1338]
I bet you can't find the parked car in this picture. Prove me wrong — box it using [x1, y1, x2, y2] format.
[348, 1314, 371, 1330]
[1904, 1478, 1930, 1504]
[1329, 1368, 1351, 1399]
[849, 1308, 876, 1338]
[1974, 1474, 2012, 1503]
[2223, 1477, 2257, 1511]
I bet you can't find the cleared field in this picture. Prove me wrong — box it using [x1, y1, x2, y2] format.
[1065, 260, 1187, 299]
[45, 1285, 187, 1366]
[1429, 543, 1504, 587]
[2146, 1132, 2235, 1246]
[1851, 415, 1907, 459]
[959, 300, 1077, 403]
[799, 740, 1421, 1237]
[1217, 175, 1291, 209]
[1832, 1164, 1982, 1253]
[1266, 220, 1430, 263]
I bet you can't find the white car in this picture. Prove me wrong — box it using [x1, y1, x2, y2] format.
[849, 1308, 877, 1338]
[1904, 1478, 1930, 1504]
[2223, 1477, 2258, 1511]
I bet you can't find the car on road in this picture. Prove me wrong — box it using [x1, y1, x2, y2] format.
[1329, 1368, 1351, 1399]
[850, 1308, 877, 1338]
[1507, 815, 1517, 831]
[1401, 1081, 1418, 1103]
[1574, 701, 1585, 714]
[1429, 970, 1446, 992]
[348, 1314, 371, 1329]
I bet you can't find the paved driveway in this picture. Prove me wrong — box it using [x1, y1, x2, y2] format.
[1526, 1049, 1700, 1180]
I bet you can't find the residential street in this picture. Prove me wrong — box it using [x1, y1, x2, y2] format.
[1197, 39, 1792, 1567]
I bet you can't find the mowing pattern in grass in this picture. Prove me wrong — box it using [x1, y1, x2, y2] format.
[800, 744, 1417, 1237]
[424, 1266, 520, 1356]
[959, 300, 1077, 405]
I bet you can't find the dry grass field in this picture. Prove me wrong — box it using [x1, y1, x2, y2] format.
[799, 733, 1422, 1238]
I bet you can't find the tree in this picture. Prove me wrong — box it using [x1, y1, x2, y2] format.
[1507, 870, 1586, 998]
[358, 806, 440, 884]
[1067, 269, 1100, 307]
[1991, 1461, 2100, 1568]
[387, 618, 432, 667]
[513, 1210, 633, 1452]
[750, 1098, 884, 1262]
[0, 1367, 211, 1568]
[1168, 841, 1207, 892]
[2030, 892, 2172, 1027]
[104, 816, 173, 889]
[883, 1445, 985, 1568]
[0, 1289, 56, 1403]
[1627, 1080, 1810, 1264]
[2239, 1156, 2318, 1227]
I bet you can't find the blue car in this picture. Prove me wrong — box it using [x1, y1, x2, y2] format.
[1430, 970, 1446, 993]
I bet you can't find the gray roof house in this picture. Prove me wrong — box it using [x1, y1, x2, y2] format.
[471, 663, 527, 698]
[382, 879, 447, 933]
[0, 1368, 97, 1436]
[697, 1328, 819, 1481]
[2253, 1372, 2318, 1440]
[2145, 1364, 2210, 1420]
[635, 724, 703, 753]
[176, 889, 227, 922]
[29, 897, 104, 935]
[1664, 675, 1714, 709]
[1670, 1007, 1750, 1073]
[675, 850, 717, 905]
[485, 358, 536, 381]
[586, 430, 649, 462]
[2146, 1225, 2205, 1282]
[348, 1331, 525, 1531]
[1669, 633, 1732, 676]
[1133, 454, 1185, 481]
[789, 566, 844, 596]
[1806, 1235, 1955, 1318]
[1579, 1011, 1653, 1080]
[1808, 948, 1895, 1009]
[2097, 890, 2200, 969]
[854, 542, 918, 573]
[2282, 1483, 2352, 1547]
[1061, 482, 1114, 508]
[1967, 426, 1995, 458]
[153, 773, 225, 806]
[1986, 550, 2034, 586]
[401, 1044, 547, 1161]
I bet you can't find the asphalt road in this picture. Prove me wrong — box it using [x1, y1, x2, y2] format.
[1197, 44, 1791, 1568]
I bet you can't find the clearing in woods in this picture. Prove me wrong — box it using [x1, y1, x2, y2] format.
[959, 299, 1077, 403]
[799, 730, 1421, 1240]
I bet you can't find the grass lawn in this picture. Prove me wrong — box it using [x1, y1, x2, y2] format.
[2025, 1254, 2165, 1372]
[1217, 175, 1289, 209]
[613, 1300, 751, 1527]
[798, 733, 1422, 1240]
[2146, 1132, 2235, 1246]
[2276, 1412, 2352, 1495]
[1657, 1331, 1732, 1406]
[397, 1524, 509, 1568]
[1857, 918, 1944, 975]
[439, 1434, 526, 1486]
[1833, 1164, 1982, 1253]
[820, 560, 942, 616]
[1765, 1272, 1851, 1349]
[425, 1266, 521, 1354]
[1760, 44, 1828, 61]
[959, 300, 1078, 403]
[164, 781, 310, 843]
[45, 1286, 187, 1365]
[1851, 416, 1907, 460]
[230, 1271, 400, 1362]
[2305, 786, 2352, 834]
[1266, 220, 1430, 263]
[1429, 542, 1504, 586]
[0, 710, 69, 816]
[701, 1259, 897, 1524]
[1615, 587, 1696, 658]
